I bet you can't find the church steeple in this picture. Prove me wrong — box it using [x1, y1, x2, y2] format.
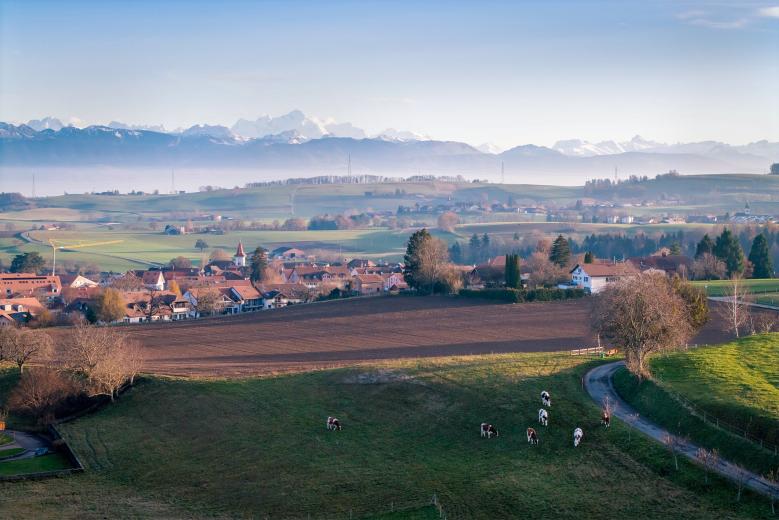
[233, 242, 247, 267]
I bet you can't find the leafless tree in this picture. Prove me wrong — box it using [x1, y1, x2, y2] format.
[142, 287, 166, 322]
[193, 288, 225, 316]
[750, 311, 776, 335]
[691, 253, 727, 281]
[7, 367, 80, 424]
[733, 464, 750, 502]
[63, 323, 144, 402]
[0, 327, 53, 374]
[696, 447, 720, 484]
[662, 433, 687, 471]
[437, 211, 459, 233]
[766, 467, 778, 514]
[717, 276, 750, 338]
[415, 236, 450, 292]
[593, 273, 694, 380]
[111, 272, 144, 291]
[526, 251, 568, 288]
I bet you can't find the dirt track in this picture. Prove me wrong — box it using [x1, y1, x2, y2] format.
[116, 296, 730, 377]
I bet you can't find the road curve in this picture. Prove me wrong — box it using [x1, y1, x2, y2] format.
[584, 361, 779, 499]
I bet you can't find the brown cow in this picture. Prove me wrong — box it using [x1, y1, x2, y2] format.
[527, 427, 539, 445]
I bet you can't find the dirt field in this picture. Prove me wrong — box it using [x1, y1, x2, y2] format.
[115, 296, 731, 377]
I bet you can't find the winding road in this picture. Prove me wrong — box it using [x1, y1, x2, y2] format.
[584, 361, 779, 499]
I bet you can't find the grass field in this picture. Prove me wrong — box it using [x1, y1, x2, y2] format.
[0, 453, 74, 476]
[613, 335, 779, 477]
[692, 279, 779, 297]
[0, 352, 776, 518]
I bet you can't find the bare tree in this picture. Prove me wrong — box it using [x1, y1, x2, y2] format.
[691, 253, 726, 281]
[593, 273, 694, 380]
[437, 211, 459, 233]
[7, 367, 80, 424]
[750, 311, 776, 335]
[766, 467, 778, 514]
[142, 287, 166, 322]
[63, 323, 144, 402]
[0, 327, 53, 374]
[526, 251, 568, 288]
[662, 433, 687, 471]
[717, 276, 750, 338]
[192, 288, 225, 317]
[695, 447, 720, 484]
[733, 464, 750, 502]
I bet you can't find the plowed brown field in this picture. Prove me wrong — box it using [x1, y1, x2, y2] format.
[113, 296, 729, 376]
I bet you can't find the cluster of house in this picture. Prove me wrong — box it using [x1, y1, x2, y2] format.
[0, 243, 409, 326]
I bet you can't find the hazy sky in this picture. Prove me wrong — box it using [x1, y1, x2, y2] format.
[1, 0, 777, 148]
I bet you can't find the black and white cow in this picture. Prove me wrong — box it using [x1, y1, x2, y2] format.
[573, 427, 584, 447]
[527, 427, 539, 445]
[326, 416, 342, 431]
[538, 408, 549, 426]
[601, 410, 611, 428]
[480, 423, 499, 438]
[541, 390, 551, 408]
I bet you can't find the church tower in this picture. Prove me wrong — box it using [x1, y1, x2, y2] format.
[233, 242, 247, 267]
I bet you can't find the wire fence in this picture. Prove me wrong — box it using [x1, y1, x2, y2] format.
[653, 377, 779, 457]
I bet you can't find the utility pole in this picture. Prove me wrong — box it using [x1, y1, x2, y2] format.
[32, 173, 36, 198]
[501, 161, 505, 184]
[347, 153, 352, 179]
[171, 169, 176, 194]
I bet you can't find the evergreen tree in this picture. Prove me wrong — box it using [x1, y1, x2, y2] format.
[469, 233, 481, 263]
[404, 229, 432, 290]
[249, 246, 268, 283]
[713, 228, 745, 277]
[505, 254, 521, 289]
[10, 252, 45, 273]
[449, 242, 463, 264]
[481, 233, 490, 252]
[583, 251, 594, 264]
[695, 234, 714, 259]
[549, 235, 571, 267]
[748, 233, 773, 279]
[669, 242, 681, 255]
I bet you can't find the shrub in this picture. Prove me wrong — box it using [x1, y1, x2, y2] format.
[458, 287, 586, 303]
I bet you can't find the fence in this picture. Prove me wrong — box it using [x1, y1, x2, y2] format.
[571, 346, 603, 356]
[653, 377, 779, 457]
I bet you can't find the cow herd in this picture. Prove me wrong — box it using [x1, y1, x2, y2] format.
[326, 390, 612, 449]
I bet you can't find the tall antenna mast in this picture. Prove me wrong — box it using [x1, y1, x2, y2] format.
[614, 166, 619, 183]
[32, 173, 36, 198]
[171, 169, 176, 194]
[347, 153, 352, 179]
[501, 161, 505, 184]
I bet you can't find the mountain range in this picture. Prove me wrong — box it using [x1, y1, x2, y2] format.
[1, 111, 778, 191]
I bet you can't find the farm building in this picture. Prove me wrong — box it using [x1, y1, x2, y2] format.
[568, 262, 637, 293]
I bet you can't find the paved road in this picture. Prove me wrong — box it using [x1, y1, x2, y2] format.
[584, 361, 779, 499]
[0, 430, 49, 461]
[708, 296, 779, 312]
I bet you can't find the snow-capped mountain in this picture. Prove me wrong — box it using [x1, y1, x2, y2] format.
[180, 124, 237, 141]
[552, 135, 662, 157]
[26, 117, 65, 132]
[375, 128, 431, 142]
[107, 121, 167, 133]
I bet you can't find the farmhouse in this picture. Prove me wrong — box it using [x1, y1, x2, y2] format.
[0, 297, 45, 324]
[569, 262, 636, 293]
[270, 246, 306, 260]
[260, 284, 309, 309]
[352, 274, 384, 295]
[59, 274, 99, 289]
[0, 273, 62, 298]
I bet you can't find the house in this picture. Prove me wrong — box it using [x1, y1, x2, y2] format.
[228, 285, 263, 313]
[0, 297, 46, 323]
[0, 273, 61, 298]
[141, 271, 166, 291]
[259, 283, 309, 309]
[352, 274, 385, 295]
[270, 246, 306, 260]
[59, 274, 99, 289]
[347, 259, 376, 269]
[182, 287, 235, 318]
[568, 262, 637, 293]
[382, 272, 407, 291]
[628, 254, 693, 277]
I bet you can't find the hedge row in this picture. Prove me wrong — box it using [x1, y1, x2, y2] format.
[458, 287, 587, 302]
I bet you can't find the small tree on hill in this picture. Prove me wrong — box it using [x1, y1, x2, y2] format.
[549, 235, 571, 267]
[403, 229, 450, 294]
[718, 276, 750, 338]
[748, 233, 773, 279]
[96, 287, 126, 323]
[714, 228, 745, 277]
[0, 327, 53, 374]
[593, 273, 694, 380]
[195, 239, 209, 252]
[437, 211, 459, 233]
[583, 251, 594, 264]
[169, 256, 192, 269]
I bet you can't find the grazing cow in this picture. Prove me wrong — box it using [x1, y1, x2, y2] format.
[574, 427, 584, 447]
[538, 408, 549, 426]
[326, 416, 342, 431]
[541, 390, 551, 408]
[601, 410, 611, 428]
[527, 427, 539, 445]
[480, 423, 499, 438]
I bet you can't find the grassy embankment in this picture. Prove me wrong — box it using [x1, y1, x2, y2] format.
[692, 279, 779, 297]
[0, 353, 776, 519]
[613, 334, 779, 478]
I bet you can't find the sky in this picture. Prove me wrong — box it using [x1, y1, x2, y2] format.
[1, 0, 778, 148]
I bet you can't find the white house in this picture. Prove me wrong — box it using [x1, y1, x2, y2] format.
[568, 263, 636, 294]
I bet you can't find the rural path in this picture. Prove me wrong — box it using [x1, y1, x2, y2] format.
[584, 361, 779, 499]
[0, 430, 49, 461]
[708, 296, 779, 312]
